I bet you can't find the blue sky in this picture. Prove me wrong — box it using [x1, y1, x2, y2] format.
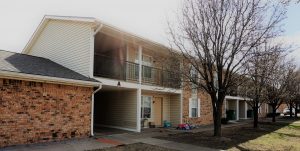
[0, 0, 299, 65]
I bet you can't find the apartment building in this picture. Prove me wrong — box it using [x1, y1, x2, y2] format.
[0, 15, 272, 147]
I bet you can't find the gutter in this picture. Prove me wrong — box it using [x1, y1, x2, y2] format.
[90, 83, 102, 136]
[0, 70, 99, 87]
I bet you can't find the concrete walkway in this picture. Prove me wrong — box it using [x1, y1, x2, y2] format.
[135, 137, 217, 151]
[2, 138, 114, 151]
[2, 121, 251, 151]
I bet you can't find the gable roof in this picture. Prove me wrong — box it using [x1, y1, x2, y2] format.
[0, 50, 99, 86]
[22, 15, 171, 54]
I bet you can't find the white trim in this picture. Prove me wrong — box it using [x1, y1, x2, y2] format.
[95, 124, 138, 132]
[180, 93, 183, 124]
[90, 27, 95, 78]
[93, 77, 182, 94]
[137, 88, 141, 132]
[198, 98, 201, 117]
[138, 45, 142, 84]
[189, 98, 192, 118]
[0, 70, 100, 87]
[236, 100, 239, 120]
[225, 95, 251, 101]
[245, 101, 248, 119]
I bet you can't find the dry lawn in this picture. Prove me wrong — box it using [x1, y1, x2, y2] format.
[156, 119, 300, 151]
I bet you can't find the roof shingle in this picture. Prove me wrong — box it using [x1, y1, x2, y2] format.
[0, 50, 98, 83]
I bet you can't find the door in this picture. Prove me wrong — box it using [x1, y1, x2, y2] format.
[153, 97, 163, 126]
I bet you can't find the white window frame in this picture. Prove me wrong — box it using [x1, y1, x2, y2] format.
[141, 95, 153, 119]
[189, 98, 200, 118]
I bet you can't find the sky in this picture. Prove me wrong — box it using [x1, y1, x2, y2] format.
[0, 0, 299, 65]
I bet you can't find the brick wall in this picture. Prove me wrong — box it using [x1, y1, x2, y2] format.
[182, 84, 214, 125]
[0, 78, 93, 147]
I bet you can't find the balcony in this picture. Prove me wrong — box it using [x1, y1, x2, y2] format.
[94, 54, 180, 89]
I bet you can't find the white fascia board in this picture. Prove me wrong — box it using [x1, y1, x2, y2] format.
[94, 77, 139, 89]
[140, 84, 182, 94]
[0, 70, 100, 87]
[225, 95, 252, 101]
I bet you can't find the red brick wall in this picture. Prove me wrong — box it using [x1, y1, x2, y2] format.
[0, 78, 93, 147]
[182, 84, 214, 125]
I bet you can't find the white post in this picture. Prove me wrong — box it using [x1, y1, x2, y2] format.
[138, 45, 142, 84]
[245, 101, 248, 119]
[136, 45, 142, 132]
[136, 88, 141, 132]
[236, 100, 239, 121]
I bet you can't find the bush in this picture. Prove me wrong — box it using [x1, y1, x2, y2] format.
[221, 117, 229, 124]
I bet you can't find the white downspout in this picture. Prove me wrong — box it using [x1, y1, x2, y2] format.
[91, 83, 102, 136]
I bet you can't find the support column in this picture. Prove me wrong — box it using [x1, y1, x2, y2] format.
[138, 45, 142, 84]
[136, 88, 141, 132]
[236, 100, 239, 121]
[245, 101, 248, 119]
[136, 45, 142, 132]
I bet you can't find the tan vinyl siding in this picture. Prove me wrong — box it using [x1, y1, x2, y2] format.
[95, 90, 137, 130]
[141, 92, 172, 125]
[28, 20, 93, 76]
[170, 94, 181, 126]
[162, 96, 170, 122]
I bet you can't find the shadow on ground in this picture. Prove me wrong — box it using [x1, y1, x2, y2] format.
[155, 117, 300, 150]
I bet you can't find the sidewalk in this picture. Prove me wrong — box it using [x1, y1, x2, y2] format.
[2, 138, 114, 151]
[2, 121, 250, 151]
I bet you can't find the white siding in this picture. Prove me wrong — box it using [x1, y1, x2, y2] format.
[170, 94, 181, 126]
[94, 90, 137, 130]
[162, 96, 170, 122]
[28, 20, 93, 76]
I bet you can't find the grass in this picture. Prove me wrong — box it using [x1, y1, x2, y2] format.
[88, 143, 177, 151]
[229, 121, 300, 151]
[156, 119, 300, 151]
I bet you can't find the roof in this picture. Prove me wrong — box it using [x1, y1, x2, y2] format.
[23, 15, 172, 54]
[0, 50, 99, 85]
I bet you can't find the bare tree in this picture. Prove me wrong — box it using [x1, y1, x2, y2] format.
[168, 0, 286, 136]
[265, 55, 295, 122]
[238, 43, 281, 128]
[285, 69, 300, 118]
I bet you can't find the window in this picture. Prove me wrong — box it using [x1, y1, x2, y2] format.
[189, 98, 200, 118]
[141, 96, 152, 118]
[143, 66, 152, 79]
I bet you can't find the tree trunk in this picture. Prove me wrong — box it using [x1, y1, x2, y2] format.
[253, 107, 258, 128]
[272, 106, 276, 122]
[213, 102, 223, 137]
[289, 102, 293, 118]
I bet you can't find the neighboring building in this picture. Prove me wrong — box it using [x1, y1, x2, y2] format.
[0, 50, 100, 147]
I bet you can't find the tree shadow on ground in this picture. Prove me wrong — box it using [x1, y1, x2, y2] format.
[155, 117, 300, 150]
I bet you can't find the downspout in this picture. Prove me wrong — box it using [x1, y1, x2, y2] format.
[91, 83, 102, 136]
[91, 22, 104, 136]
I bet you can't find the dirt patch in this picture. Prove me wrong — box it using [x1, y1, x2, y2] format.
[155, 120, 300, 150]
[88, 143, 177, 151]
